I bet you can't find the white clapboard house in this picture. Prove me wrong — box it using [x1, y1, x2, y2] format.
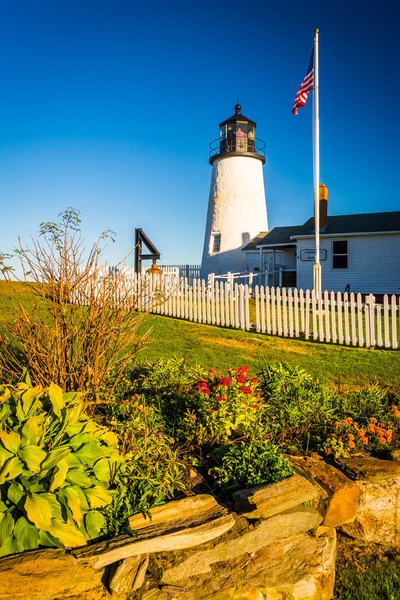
[243, 186, 400, 296]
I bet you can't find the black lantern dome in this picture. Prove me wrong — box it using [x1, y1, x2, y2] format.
[209, 104, 266, 165]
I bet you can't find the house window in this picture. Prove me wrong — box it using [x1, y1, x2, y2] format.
[332, 240, 348, 269]
[212, 234, 221, 253]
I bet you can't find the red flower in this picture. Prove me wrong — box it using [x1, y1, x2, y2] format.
[210, 409, 216, 413]
[251, 404, 259, 409]
[196, 381, 207, 389]
[239, 386, 252, 394]
[218, 377, 232, 386]
[237, 366, 250, 374]
[249, 377, 260, 383]
[203, 388, 210, 394]
[236, 374, 246, 383]
[217, 396, 226, 402]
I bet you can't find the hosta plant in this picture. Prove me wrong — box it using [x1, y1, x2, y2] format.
[0, 380, 123, 557]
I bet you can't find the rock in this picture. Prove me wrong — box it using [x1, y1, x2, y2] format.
[233, 475, 320, 519]
[109, 554, 149, 594]
[75, 496, 235, 570]
[335, 456, 400, 483]
[0, 549, 108, 600]
[290, 456, 360, 527]
[153, 526, 335, 600]
[161, 508, 323, 585]
[336, 457, 400, 546]
[128, 494, 227, 535]
[390, 448, 400, 462]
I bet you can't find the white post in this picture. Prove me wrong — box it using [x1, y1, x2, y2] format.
[313, 28, 322, 299]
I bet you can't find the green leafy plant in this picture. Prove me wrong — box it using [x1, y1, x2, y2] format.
[209, 436, 293, 495]
[0, 380, 123, 557]
[258, 363, 335, 452]
[103, 392, 190, 534]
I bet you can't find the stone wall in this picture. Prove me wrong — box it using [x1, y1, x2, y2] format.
[1, 455, 399, 600]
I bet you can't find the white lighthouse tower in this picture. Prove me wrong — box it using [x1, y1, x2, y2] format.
[201, 104, 268, 278]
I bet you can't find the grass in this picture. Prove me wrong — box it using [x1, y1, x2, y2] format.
[334, 536, 400, 599]
[136, 313, 400, 391]
[1, 281, 400, 391]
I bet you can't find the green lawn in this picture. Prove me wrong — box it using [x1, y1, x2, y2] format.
[1, 280, 400, 391]
[137, 313, 400, 391]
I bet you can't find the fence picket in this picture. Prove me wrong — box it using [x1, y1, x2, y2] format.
[392, 295, 398, 349]
[294, 288, 300, 337]
[202, 280, 207, 324]
[282, 288, 288, 337]
[276, 287, 283, 336]
[368, 294, 376, 347]
[357, 294, 363, 347]
[271, 287, 276, 335]
[288, 288, 294, 338]
[337, 292, 344, 345]
[330, 292, 337, 344]
[260, 286, 266, 334]
[311, 291, 317, 341]
[318, 292, 324, 342]
[344, 292, 350, 345]
[255, 285, 260, 333]
[350, 293, 356, 346]
[377, 303, 383, 347]
[266, 286, 271, 334]
[305, 290, 310, 340]
[299, 289, 305, 334]
[219, 281, 225, 327]
[245, 285, 251, 331]
[324, 291, 331, 343]
[384, 295, 390, 348]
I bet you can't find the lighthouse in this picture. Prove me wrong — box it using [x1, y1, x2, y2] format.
[200, 104, 268, 279]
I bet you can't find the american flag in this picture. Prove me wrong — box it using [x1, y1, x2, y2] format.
[292, 49, 314, 115]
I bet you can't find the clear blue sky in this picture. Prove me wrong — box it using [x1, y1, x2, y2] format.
[0, 0, 398, 267]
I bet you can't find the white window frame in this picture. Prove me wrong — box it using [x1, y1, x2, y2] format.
[211, 233, 221, 254]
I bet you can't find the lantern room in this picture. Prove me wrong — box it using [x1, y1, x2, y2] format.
[209, 104, 266, 165]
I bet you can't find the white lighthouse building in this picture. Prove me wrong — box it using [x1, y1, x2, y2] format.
[201, 104, 268, 278]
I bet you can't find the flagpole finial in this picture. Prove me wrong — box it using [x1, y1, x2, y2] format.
[315, 28, 319, 33]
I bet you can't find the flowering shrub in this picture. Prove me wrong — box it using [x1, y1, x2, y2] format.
[323, 414, 398, 458]
[183, 366, 267, 448]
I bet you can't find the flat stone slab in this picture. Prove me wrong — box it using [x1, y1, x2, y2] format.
[290, 456, 360, 528]
[233, 474, 320, 519]
[74, 495, 235, 570]
[0, 549, 108, 600]
[335, 456, 400, 483]
[161, 508, 323, 585]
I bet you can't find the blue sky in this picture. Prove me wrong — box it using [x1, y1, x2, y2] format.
[0, 0, 398, 267]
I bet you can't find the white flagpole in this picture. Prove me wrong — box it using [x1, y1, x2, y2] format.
[313, 28, 321, 298]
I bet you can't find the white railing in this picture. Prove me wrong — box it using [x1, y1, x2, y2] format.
[73, 271, 400, 350]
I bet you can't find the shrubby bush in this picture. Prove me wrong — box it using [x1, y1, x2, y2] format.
[103, 392, 190, 534]
[0, 380, 122, 557]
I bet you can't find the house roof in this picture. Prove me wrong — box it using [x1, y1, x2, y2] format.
[243, 211, 400, 251]
[294, 211, 400, 237]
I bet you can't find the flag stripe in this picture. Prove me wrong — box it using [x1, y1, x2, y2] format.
[292, 48, 314, 115]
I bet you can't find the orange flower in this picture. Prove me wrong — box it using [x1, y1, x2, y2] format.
[370, 417, 378, 424]
[326, 447, 332, 454]
[348, 434, 355, 441]
[362, 437, 368, 445]
[348, 440, 356, 449]
[378, 437, 386, 444]
[358, 429, 366, 437]
[368, 424, 376, 433]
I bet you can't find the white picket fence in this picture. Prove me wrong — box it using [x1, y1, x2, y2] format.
[73, 271, 400, 350]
